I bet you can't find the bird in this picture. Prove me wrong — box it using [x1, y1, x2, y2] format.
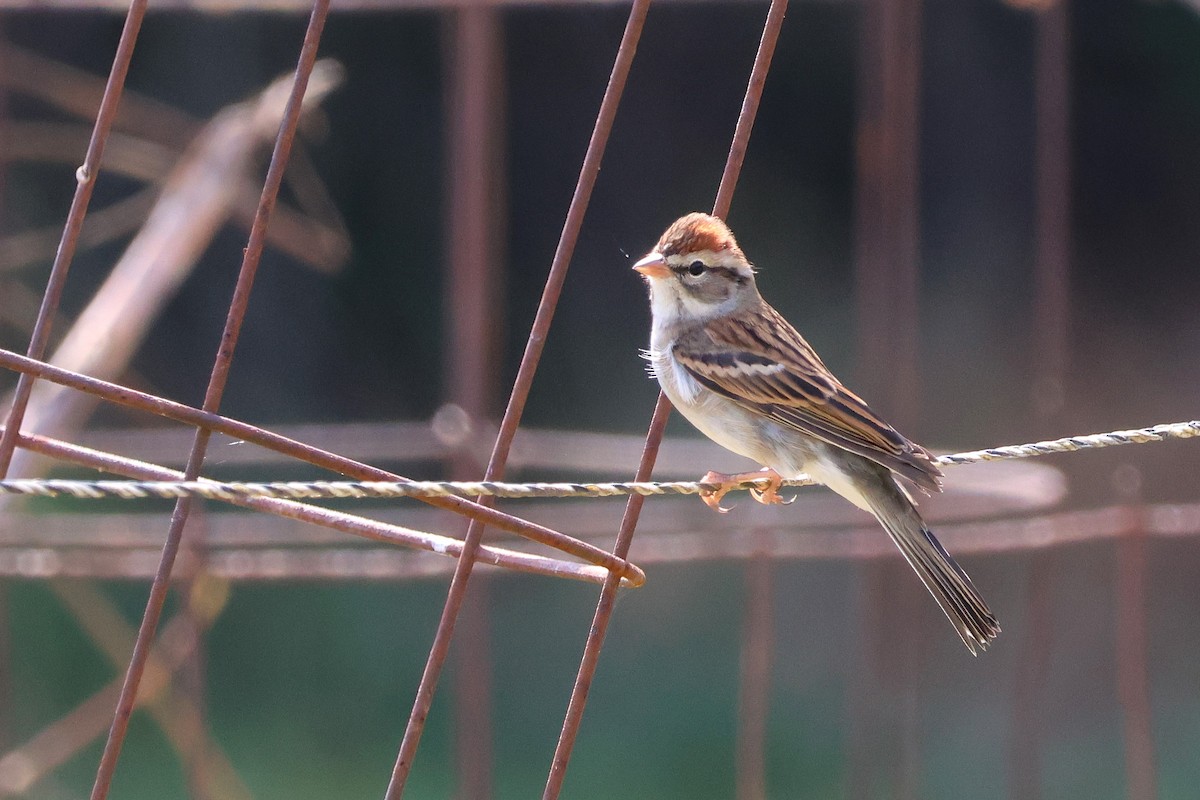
[632, 211, 999, 654]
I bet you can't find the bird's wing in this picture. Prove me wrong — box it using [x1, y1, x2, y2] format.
[672, 304, 942, 491]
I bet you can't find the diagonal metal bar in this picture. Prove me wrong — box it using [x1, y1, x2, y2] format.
[0, 350, 641, 580]
[0, 0, 147, 477]
[88, 2, 332, 797]
[543, 394, 669, 798]
[543, 1, 789, 795]
[382, 3, 652, 795]
[6, 426, 640, 587]
[0, 0, 147, 767]
[5, 62, 343, 482]
[49, 579, 250, 800]
[5, 502, 1200, 582]
[0, 590, 244, 798]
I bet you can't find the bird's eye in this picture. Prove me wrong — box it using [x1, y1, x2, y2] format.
[687, 261, 706, 276]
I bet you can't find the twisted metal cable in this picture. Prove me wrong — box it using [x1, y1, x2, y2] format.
[1, 419, 1196, 502]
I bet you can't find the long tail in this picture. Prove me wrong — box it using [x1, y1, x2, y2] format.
[862, 475, 1001, 654]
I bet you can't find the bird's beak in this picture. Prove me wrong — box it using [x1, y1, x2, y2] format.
[632, 251, 670, 280]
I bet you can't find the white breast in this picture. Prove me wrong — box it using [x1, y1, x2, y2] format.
[646, 335, 776, 467]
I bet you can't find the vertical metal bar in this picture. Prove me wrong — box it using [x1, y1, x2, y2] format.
[1008, 558, 1054, 800]
[543, 2, 788, 796]
[451, 577, 494, 800]
[735, 547, 774, 800]
[179, 509, 214, 800]
[1116, 504, 1157, 800]
[444, 8, 505, 420]
[1012, 4, 1070, 798]
[88, 4, 331, 797]
[0, 0, 147, 477]
[1031, 0, 1071, 422]
[848, 46, 890, 798]
[890, 2, 925, 791]
[0, 32, 9, 754]
[0, 586, 9, 753]
[879, 0, 922, 428]
[845, 561, 883, 800]
[850, 0, 924, 794]
[442, 7, 506, 799]
[854, 0, 921, 420]
[382, 1, 649, 794]
[0, 30, 8, 235]
[893, 591, 923, 800]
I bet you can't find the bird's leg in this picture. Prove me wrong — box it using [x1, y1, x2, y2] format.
[698, 468, 793, 513]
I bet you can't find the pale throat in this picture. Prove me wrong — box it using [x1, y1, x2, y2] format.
[644, 280, 737, 408]
[645, 279, 738, 338]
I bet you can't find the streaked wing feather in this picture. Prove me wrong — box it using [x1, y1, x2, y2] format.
[674, 306, 942, 491]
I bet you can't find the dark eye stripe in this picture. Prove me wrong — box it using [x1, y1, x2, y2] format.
[672, 263, 738, 279]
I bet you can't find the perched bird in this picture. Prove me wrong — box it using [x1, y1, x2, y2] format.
[633, 212, 999, 653]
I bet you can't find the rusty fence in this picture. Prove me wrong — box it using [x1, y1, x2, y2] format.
[0, 0, 1185, 798]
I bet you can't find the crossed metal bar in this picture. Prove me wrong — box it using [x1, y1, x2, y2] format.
[0, 0, 1162, 798]
[0, 0, 790, 796]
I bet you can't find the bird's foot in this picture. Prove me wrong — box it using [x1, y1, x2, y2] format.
[699, 471, 737, 513]
[698, 468, 793, 513]
[748, 468, 794, 506]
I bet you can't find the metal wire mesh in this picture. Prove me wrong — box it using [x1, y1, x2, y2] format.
[0, 0, 1188, 798]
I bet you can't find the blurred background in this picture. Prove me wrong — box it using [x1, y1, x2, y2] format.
[1, 0, 1199, 797]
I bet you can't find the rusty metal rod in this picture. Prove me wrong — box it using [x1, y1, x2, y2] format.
[5, 501, 1198, 578]
[381, 0, 652, 792]
[88, 3, 331, 796]
[442, 7, 507, 796]
[543, 0, 789, 795]
[1115, 507, 1157, 800]
[543, 394, 669, 797]
[735, 548, 774, 800]
[1031, 0, 1072, 421]
[848, 0, 925, 791]
[6, 427, 638, 586]
[0, 350, 642, 582]
[1013, 4, 1072, 796]
[0, 0, 148, 477]
[0, 0, 148, 762]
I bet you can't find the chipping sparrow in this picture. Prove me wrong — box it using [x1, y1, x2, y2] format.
[634, 212, 999, 653]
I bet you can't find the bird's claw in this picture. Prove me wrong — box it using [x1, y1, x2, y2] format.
[698, 469, 792, 512]
[699, 471, 736, 513]
[749, 469, 793, 506]
[749, 486, 795, 505]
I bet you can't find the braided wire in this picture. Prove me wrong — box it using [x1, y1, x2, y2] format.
[2, 419, 1197, 502]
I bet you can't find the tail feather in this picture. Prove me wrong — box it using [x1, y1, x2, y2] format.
[864, 479, 1000, 654]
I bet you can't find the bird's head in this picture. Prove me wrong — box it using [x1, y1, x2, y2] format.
[633, 212, 758, 325]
